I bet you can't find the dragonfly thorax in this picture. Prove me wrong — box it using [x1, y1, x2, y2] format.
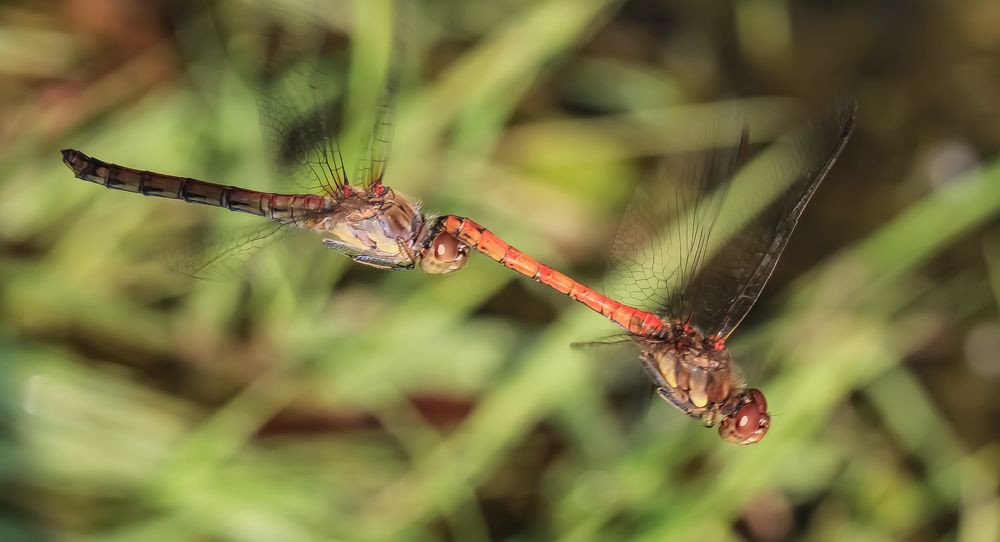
[637, 325, 770, 444]
[639, 327, 740, 419]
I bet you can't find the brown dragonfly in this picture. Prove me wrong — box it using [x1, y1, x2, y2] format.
[63, 8, 468, 277]
[60, 147, 467, 275]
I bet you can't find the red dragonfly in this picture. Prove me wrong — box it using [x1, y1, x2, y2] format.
[432, 99, 857, 444]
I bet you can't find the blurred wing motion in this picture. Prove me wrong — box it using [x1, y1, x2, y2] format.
[253, 3, 402, 197]
[607, 99, 857, 340]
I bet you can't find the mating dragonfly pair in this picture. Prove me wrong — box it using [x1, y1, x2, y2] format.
[61, 16, 855, 445]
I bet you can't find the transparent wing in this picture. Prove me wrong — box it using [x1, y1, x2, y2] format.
[255, 21, 352, 197]
[684, 98, 857, 340]
[353, 15, 400, 189]
[605, 113, 750, 319]
[241, 2, 402, 196]
[572, 338, 655, 428]
[170, 222, 293, 280]
[605, 99, 856, 341]
[257, 67, 350, 197]
[167, 205, 343, 280]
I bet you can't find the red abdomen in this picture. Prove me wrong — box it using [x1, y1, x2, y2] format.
[440, 215, 664, 337]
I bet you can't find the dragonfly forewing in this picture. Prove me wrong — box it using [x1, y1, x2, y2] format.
[605, 116, 750, 322]
[679, 98, 857, 340]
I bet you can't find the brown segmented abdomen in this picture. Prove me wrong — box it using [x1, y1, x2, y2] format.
[61, 149, 334, 222]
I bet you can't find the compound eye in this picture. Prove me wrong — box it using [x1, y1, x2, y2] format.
[432, 232, 461, 260]
[733, 401, 764, 438]
[419, 232, 468, 274]
[719, 389, 770, 445]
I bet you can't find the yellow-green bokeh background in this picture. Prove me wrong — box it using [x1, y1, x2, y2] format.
[2, 1, 999, 540]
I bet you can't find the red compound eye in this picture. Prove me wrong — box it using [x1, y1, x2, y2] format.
[419, 232, 468, 274]
[432, 232, 461, 260]
[719, 389, 770, 445]
[733, 404, 763, 438]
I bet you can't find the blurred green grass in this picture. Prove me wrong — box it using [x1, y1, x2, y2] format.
[2, 0, 1000, 541]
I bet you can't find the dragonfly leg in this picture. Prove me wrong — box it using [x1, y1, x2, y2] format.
[354, 255, 415, 270]
[656, 387, 701, 419]
[396, 237, 419, 265]
[322, 239, 415, 270]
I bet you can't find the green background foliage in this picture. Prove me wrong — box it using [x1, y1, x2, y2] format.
[1, 0, 998, 540]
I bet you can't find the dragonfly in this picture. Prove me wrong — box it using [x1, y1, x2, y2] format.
[432, 99, 857, 444]
[59, 147, 468, 275]
[59, 4, 854, 444]
[62, 8, 469, 277]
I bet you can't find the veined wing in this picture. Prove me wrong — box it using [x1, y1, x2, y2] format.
[257, 57, 351, 197]
[605, 109, 750, 322]
[353, 3, 401, 190]
[687, 98, 857, 340]
[250, 1, 402, 197]
[171, 221, 292, 280]
[605, 99, 856, 341]
[169, 203, 345, 280]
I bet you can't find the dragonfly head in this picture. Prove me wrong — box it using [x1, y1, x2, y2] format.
[718, 388, 770, 444]
[418, 231, 468, 274]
